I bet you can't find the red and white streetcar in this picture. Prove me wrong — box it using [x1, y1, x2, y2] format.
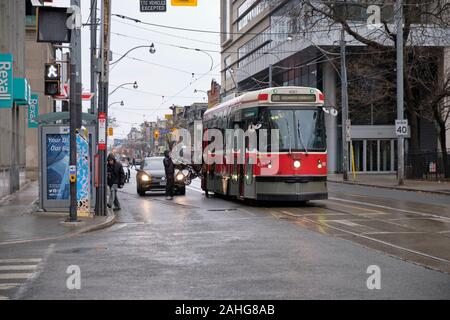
[202, 86, 328, 203]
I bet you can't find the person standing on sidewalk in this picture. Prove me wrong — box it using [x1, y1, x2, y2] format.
[107, 153, 125, 210]
[163, 150, 175, 200]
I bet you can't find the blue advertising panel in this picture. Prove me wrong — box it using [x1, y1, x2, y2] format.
[76, 132, 90, 216]
[46, 133, 70, 200]
[28, 94, 39, 128]
[0, 53, 13, 108]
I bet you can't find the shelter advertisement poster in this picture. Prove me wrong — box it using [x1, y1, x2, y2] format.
[46, 134, 70, 200]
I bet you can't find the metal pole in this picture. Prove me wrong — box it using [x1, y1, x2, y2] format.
[69, 0, 82, 222]
[96, 0, 112, 216]
[90, 0, 98, 115]
[340, 27, 349, 181]
[269, 64, 273, 87]
[396, 0, 405, 185]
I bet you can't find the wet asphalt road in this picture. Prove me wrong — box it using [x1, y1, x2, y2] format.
[1, 173, 450, 300]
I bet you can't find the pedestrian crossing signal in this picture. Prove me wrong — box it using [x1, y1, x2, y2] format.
[154, 130, 160, 139]
[44, 63, 61, 96]
[171, 0, 197, 6]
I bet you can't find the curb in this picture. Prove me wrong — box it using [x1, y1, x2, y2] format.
[328, 179, 450, 196]
[78, 212, 117, 234]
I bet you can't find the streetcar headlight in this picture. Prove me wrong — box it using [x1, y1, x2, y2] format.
[176, 173, 185, 182]
[268, 161, 272, 169]
[293, 160, 301, 169]
[317, 160, 323, 169]
[141, 174, 151, 182]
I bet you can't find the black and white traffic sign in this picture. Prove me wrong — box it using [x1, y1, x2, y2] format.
[395, 119, 409, 136]
[140, 0, 167, 12]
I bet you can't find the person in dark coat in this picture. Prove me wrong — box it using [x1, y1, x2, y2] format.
[163, 150, 175, 200]
[107, 153, 125, 210]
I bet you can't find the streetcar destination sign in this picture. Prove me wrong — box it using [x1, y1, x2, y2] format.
[140, 0, 167, 12]
[271, 94, 316, 103]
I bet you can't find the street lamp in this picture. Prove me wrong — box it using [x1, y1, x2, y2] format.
[194, 89, 207, 94]
[110, 44, 156, 66]
[109, 101, 124, 108]
[109, 81, 138, 96]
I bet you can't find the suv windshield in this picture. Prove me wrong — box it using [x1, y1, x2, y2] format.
[143, 158, 165, 171]
[263, 108, 326, 152]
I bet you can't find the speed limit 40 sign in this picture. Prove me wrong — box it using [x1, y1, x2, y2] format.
[395, 119, 409, 136]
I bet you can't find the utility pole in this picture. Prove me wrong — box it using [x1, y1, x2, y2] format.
[396, 0, 405, 185]
[90, 0, 98, 115]
[69, 0, 82, 222]
[340, 27, 349, 181]
[95, 0, 112, 216]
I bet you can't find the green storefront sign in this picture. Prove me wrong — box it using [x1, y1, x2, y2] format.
[28, 94, 39, 128]
[0, 53, 13, 108]
[13, 78, 31, 106]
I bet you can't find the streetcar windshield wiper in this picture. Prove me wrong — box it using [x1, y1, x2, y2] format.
[297, 119, 308, 154]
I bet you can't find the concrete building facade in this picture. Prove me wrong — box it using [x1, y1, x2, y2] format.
[0, 0, 27, 198]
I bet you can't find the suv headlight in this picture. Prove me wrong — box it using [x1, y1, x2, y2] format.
[176, 173, 185, 182]
[141, 174, 151, 182]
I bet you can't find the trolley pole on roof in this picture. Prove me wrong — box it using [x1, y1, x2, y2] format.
[396, 0, 405, 185]
[340, 26, 349, 181]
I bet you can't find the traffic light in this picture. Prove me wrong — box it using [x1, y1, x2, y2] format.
[154, 130, 160, 140]
[44, 63, 61, 96]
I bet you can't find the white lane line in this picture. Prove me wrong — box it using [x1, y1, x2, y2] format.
[0, 284, 20, 290]
[331, 220, 361, 227]
[0, 295, 9, 300]
[329, 197, 450, 222]
[0, 265, 37, 271]
[0, 259, 42, 264]
[0, 273, 33, 280]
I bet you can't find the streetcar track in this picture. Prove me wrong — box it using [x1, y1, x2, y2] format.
[274, 209, 450, 267]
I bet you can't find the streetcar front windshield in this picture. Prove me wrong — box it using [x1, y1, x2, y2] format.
[266, 108, 326, 152]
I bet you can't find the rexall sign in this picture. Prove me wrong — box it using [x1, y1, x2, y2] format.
[28, 94, 39, 128]
[0, 53, 13, 108]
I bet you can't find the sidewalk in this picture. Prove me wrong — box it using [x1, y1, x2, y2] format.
[328, 173, 450, 196]
[0, 181, 115, 245]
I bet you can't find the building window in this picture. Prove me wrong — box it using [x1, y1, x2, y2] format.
[237, 0, 270, 31]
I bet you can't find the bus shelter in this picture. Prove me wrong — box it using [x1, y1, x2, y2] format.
[37, 112, 97, 212]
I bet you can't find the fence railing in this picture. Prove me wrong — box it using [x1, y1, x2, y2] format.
[406, 151, 450, 180]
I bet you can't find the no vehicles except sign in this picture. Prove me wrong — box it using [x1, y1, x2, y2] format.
[140, 0, 167, 12]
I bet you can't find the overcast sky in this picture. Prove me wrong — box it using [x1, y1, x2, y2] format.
[53, 0, 222, 139]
